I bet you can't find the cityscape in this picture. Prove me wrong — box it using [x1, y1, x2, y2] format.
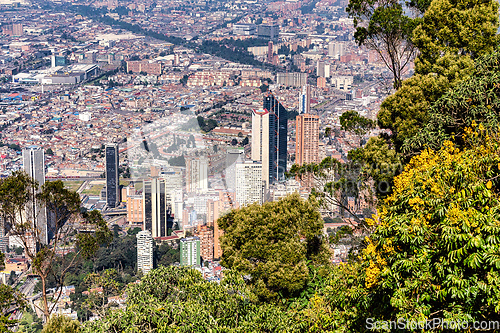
[0, 0, 499, 331]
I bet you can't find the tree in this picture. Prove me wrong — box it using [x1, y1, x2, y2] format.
[0, 253, 25, 332]
[0, 172, 112, 320]
[339, 110, 375, 145]
[81, 266, 298, 332]
[363, 133, 500, 324]
[377, 0, 499, 149]
[0, 284, 25, 332]
[348, 136, 402, 199]
[346, 0, 418, 89]
[82, 269, 122, 318]
[41, 315, 80, 333]
[218, 193, 329, 300]
[324, 127, 332, 145]
[403, 48, 500, 155]
[289, 157, 368, 228]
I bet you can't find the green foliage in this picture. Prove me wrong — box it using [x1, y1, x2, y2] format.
[0, 173, 111, 319]
[364, 135, 500, 324]
[0, 284, 25, 332]
[155, 242, 180, 266]
[412, 0, 499, 76]
[196, 116, 218, 133]
[339, 110, 375, 141]
[348, 136, 402, 198]
[377, 72, 457, 148]
[346, 0, 417, 89]
[377, 0, 499, 148]
[404, 48, 500, 154]
[218, 193, 329, 300]
[81, 266, 298, 333]
[289, 157, 366, 225]
[41, 315, 80, 333]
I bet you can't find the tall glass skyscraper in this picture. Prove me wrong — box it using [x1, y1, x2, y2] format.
[252, 92, 288, 187]
[142, 178, 174, 238]
[105, 143, 119, 208]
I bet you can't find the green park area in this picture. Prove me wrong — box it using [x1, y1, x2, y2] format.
[63, 181, 83, 192]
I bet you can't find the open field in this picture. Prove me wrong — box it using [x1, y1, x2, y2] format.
[63, 180, 83, 192]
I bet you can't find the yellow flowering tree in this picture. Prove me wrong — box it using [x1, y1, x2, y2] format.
[365, 132, 500, 324]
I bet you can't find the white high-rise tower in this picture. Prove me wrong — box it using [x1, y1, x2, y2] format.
[23, 146, 48, 245]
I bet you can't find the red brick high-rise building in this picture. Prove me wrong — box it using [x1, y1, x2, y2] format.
[295, 114, 320, 166]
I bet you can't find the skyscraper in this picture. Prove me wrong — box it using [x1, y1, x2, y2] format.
[142, 178, 174, 238]
[251, 92, 288, 187]
[186, 157, 208, 193]
[105, 143, 119, 208]
[235, 161, 264, 207]
[180, 237, 201, 267]
[296, 114, 320, 166]
[267, 41, 274, 63]
[23, 146, 49, 245]
[225, 148, 244, 191]
[299, 85, 311, 115]
[136, 230, 153, 274]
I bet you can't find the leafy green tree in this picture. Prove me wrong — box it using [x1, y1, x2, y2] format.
[0, 283, 25, 332]
[378, 0, 499, 148]
[218, 193, 330, 300]
[81, 266, 299, 332]
[346, 0, 418, 89]
[363, 133, 500, 324]
[339, 110, 375, 145]
[0, 172, 112, 320]
[289, 157, 367, 227]
[82, 269, 122, 318]
[412, 0, 499, 77]
[348, 136, 402, 198]
[41, 315, 80, 333]
[403, 48, 500, 155]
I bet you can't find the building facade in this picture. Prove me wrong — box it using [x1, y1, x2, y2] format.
[235, 161, 264, 207]
[105, 143, 119, 208]
[186, 157, 208, 193]
[299, 85, 311, 115]
[251, 93, 288, 188]
[136, 230, 153, 274]
[296, 114, 320, 166]
[23, 146, 49, 245]
[180, 237, 201, 267]
[142, 178, 174, 238]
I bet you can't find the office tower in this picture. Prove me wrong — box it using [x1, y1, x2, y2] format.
[296, 114, 320, 166]
[105, 144, 119, 209]
[180, 237, 201, 267]
[0, 217, 8, 253]
[328, 42, 345, 58]
[195, 225, 214, 261]
[276, 72, 308, 87]
[207, 191, 238, 259]
[258, 24, 280, 40]
[186, 157, 208, 193]
[159, 168, 183, 221]
[225, 149, 244, 191]
[142, 178, 174, 238]
[127, 195, 144, 224]
[316, 61, 330, 78]
[23, 146, 49, 245]
[252, 92, 288, 187]
[299, 85, 311, 115]
[235, 161, 264, 207]
[12, 23, 23, 37]
[267, 41, 274, 63]
[136, 230, 153, 274]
